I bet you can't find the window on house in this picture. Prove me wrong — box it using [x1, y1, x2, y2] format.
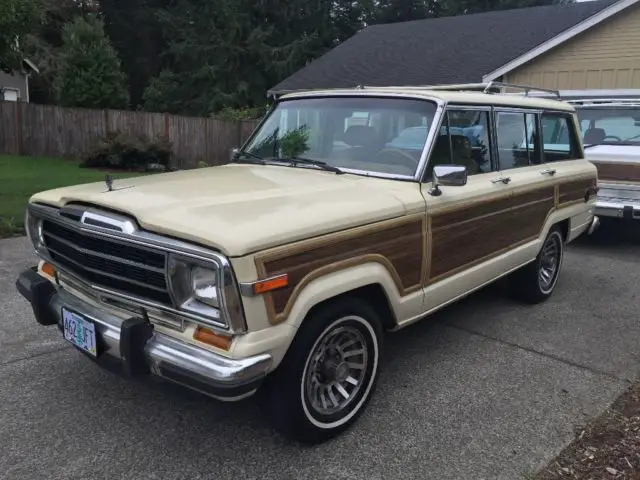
[2, 89, 19, 102]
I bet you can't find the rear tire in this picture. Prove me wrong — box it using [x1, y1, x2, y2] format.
[509, 226, 564, 304]
[259, 297, 383, 444]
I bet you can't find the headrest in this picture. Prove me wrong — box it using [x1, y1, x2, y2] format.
[342, 125, 378, 147]
[583, 127, 606, 145]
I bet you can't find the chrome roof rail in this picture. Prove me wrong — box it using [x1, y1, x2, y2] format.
[266, 82, 563, 98]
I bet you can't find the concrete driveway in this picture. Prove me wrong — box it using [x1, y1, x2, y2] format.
[1, 231, 639, 480]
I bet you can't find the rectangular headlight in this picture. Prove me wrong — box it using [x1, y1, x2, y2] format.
[167, 254, 246, 333]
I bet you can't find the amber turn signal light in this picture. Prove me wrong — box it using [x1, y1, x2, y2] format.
[252, 274, 288, 295]
[193, 326, 232, 350]
[41, 262, 56, 278]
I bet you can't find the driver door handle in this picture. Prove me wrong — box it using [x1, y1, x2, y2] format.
[541, 168, 556, 176]
[491, 176, 511, 185]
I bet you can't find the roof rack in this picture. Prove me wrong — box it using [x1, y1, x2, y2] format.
[267, 81, 561, 99]
[568, 99, 640, 107]
[421, 81, 561, 97]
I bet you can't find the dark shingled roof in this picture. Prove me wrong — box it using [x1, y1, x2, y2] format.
[270, 0, 619, 93]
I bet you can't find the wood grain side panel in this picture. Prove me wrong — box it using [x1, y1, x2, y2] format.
[430, 195, 510, 230]
[559, 178, 596, 205]
[592, 162, 640, 183]
[429, 187, 555, 282]
[510, 187, 555, 239]
[430, 196, 512, 280]
[258, 216, 425, 319]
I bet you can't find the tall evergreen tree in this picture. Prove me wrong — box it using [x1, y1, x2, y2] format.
[26, 0, 98, 104]
[99, 0, 169, 107]
[54, 14, 129, 109]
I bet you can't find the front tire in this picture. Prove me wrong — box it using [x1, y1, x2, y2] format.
[259, 297, 383, 444]
[509, 226, 564, 304]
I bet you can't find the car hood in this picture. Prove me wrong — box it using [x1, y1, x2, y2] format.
[30, 164, 415, 256]
[584, 145, 640, 163]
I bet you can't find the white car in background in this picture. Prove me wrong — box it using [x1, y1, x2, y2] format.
[526, 88, 640, 223]
[568, 91, 640, 222]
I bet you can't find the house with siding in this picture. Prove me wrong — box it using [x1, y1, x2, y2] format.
[0, 59, 39, 102]
[270, 0, 640, 94]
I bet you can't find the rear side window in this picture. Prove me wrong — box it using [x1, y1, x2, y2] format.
[494, 111, 539, 170]
[541, 113, 581, 162]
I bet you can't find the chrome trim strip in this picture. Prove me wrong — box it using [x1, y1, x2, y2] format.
[239, 273, 289, 297]
[81, 209, 137, 234]
[91, 285, 222, 323]
[415, 100, 447, 182]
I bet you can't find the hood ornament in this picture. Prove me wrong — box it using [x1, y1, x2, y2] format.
[102, 173, 134, 193]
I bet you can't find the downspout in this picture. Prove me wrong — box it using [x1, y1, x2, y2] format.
[25, 72, 30, 103]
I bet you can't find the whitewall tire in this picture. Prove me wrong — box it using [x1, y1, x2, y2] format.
[259, 297, 383, 444]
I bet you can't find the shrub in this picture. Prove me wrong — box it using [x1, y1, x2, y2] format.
[81, 131, 172, 171]
[0, 217, 23, 238]
[214, 106, 267, 121]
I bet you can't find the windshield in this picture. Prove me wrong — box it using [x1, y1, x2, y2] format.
[241, 96, 438, 177]
[576, 106, 640, 146]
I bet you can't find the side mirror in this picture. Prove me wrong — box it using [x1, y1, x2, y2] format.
[230, 147, 240, 162]
[429, 165, 468, 196]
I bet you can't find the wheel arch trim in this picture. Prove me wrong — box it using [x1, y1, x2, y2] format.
[276, 258, 405, 330]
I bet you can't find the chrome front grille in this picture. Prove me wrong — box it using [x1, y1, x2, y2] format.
[41, 218, 172, 305]
[28, 201, 245, 334]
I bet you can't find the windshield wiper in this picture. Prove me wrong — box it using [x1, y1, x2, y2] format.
[234, 150, 266, 165]
[280, 156, 345, 175]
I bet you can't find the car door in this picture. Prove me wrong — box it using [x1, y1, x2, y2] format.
[500, 109, 594, 242]
[421, 106, 516, 313]
[490, 108, 557, 250]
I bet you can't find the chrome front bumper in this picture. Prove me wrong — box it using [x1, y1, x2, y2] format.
[16, 267, 272, 401]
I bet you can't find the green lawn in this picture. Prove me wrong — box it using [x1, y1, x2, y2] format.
[0, 155, 144, 237]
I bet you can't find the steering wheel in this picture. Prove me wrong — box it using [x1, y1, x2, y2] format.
[373, 148, 419, 171]
[603, 135, 622, 142]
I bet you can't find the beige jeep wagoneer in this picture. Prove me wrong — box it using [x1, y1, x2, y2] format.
[17, 82, 599, 444]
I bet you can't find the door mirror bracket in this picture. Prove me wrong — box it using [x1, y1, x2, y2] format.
[428, 165, 468, 196]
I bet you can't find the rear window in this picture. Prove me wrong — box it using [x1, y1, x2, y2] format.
[576, 106, 640, 146]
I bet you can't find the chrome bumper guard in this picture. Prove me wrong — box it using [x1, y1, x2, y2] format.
[16, 267, 272, 401]
[588, 215, 600, 235]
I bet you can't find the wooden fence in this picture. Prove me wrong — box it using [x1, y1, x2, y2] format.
[0, 101, 260, 168]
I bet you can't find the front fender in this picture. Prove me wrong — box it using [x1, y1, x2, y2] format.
[282, 260, 406, 330]
[232, 258, 422, 371]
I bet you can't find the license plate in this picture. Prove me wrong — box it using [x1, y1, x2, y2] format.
[62, 308, 97, 357]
